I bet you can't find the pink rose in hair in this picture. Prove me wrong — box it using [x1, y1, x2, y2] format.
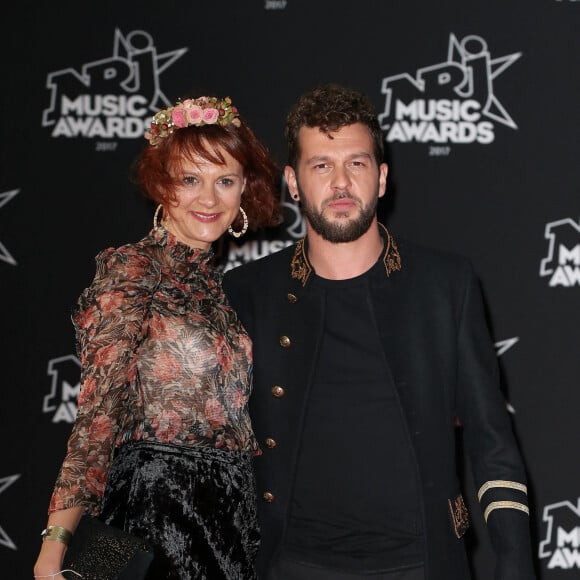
[187, 105, 203, 124]
[202, 108, 219, 124]
[172, 106, 187, 128]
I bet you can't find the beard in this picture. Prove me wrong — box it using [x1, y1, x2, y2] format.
[298, 186, 379, 243]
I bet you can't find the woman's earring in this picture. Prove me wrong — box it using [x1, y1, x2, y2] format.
[154, 204, 171, 229]
[153, 204, 164, 229]
[228, 207, 249, 238]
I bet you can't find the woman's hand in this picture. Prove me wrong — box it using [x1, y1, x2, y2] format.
[33, 508, 84, 580]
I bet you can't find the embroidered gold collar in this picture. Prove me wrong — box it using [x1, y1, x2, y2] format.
[290, 223, 402, 287]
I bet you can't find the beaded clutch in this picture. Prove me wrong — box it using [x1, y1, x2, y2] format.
[62, 516, 154, 580]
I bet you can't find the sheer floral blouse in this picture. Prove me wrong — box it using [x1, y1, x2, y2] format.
[49, 227, 257, 516]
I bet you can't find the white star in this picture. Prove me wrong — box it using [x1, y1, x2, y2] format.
[112, 29, 188, 112]
[0, 189, 20, 266]
[494, 337, 520, 414]
[447, 33, 522, 129]
[0, 474, 20, 550]
[495, 337, 519, 357]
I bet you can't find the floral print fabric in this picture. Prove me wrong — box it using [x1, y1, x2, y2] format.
[49, 227, 257, 516]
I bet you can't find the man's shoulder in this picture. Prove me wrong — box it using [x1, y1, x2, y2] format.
[397, 237, 471, 275]
[393, 237, 477, 293]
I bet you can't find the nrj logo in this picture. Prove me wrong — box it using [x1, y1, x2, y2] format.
[540, 217, 580, 287]
[43, 355, 81, 423]
[539, 497, 580, 570]
[379, 33, 521, 144]
[42, 29, 187, 141]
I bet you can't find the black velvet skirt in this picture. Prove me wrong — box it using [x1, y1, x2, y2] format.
[99, 440, 259, 580]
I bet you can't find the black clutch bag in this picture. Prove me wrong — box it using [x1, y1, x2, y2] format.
[62, 516, 154, 580]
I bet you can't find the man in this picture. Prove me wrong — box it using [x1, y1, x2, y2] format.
[224, 84, 535, 580]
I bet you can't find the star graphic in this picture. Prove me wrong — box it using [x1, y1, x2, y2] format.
[112, 28, 188, 112]
[447, 33, 522, 129]
[0, 474, 20, 550]
[0, 189, 20, 266]
[494, 337, 519, 414]
[495, 337, 519, 357]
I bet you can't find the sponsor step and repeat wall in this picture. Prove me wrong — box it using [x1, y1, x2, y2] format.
[1, 1, 578, 577]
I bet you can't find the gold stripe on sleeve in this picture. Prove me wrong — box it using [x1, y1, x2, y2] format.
[484, 501, 530, 523]
[477, 480, 528, 502]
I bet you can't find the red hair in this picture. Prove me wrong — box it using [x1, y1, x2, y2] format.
[136, 121, 281, 230]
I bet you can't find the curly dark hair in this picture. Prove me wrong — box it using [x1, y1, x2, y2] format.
[285, 84, 384, 168]
[135, 120, 281, 231]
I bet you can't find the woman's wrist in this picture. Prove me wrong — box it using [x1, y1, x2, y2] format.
[41, 525, 73, 546]
[35, 535, 67, 570]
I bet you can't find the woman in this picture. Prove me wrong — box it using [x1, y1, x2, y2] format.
[33, 95, 280, 579]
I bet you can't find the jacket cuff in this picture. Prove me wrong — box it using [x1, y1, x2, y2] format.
[485, 508, 537, 579]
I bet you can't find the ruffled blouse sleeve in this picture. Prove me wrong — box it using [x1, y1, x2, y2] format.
[49, 246, 159, 516]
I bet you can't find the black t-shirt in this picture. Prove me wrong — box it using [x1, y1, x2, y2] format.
[283, 259, 423, 572]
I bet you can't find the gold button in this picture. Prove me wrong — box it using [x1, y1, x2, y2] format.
[263, 491, 275, 503]
[287, 293, 298, 303]
[271, 385, 285, 398]
[279, 335, 291, 348]
[265, 437, 277, 448]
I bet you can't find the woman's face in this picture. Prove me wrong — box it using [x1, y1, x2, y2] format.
[165, 147, 245, 251]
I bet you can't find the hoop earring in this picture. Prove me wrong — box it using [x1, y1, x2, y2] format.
[153, 204, 164, 229]
[228, 207, 248, 238]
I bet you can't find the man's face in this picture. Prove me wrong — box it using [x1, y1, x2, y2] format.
[285, 123, 387, 243]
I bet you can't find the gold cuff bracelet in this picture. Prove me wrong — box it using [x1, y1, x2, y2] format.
[41, 525, 73, 546]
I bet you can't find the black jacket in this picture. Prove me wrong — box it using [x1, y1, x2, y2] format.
[224, 228, 535, 579]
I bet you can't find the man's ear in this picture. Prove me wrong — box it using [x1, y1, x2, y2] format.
[378, 163, 388, 199]
[284, 166, 300, 201]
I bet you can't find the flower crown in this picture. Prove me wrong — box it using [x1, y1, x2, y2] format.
[144, 96, 241, 147]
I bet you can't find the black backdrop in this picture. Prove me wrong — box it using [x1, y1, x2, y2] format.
[1, 1, 579, 577]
